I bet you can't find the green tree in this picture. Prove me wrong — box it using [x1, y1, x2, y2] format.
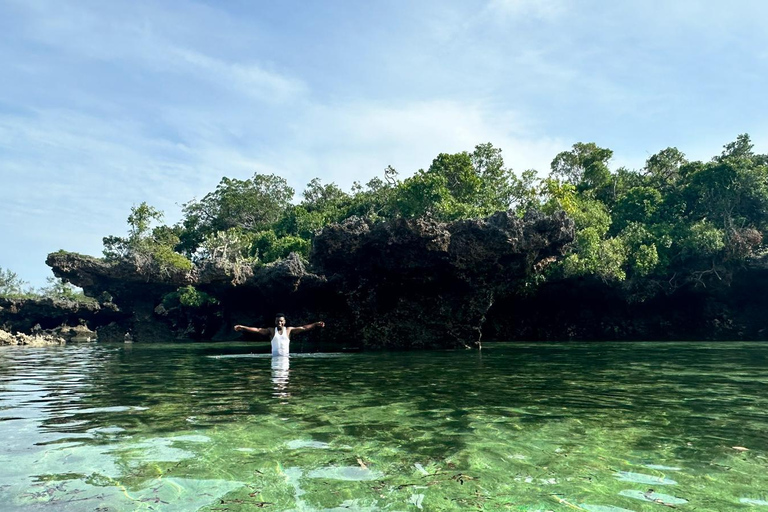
[645, 147, 687, 190]
[394, 170, 477, 221]
[551, 142, 613, 192]
[250, 230, 310, 262]
[103, 202, 165, 259]
[716, 133, 754, 162]
[427, 152, 482, 204]
[509, 169, 541, 216]
[612, 186, 663, 233]
[39, 277, 94, 302]
[180, 173, 294, 253]
[342, 168, 400, 222]
[470, 143, 515, 213]
[541, 178, 627, 281]
[104, 202, 192, 273]
[0, 266, 29, 297]
[683, 157, 768, 234]
[391, 144, 519, 221]
[277, 178, 353, 238]
[618, 223, 661, 277]
[302, 178, 349, 212]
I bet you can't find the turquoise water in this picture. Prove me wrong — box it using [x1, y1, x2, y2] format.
[2, 342, 768, 511]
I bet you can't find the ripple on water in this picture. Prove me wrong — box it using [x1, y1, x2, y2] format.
[644, 464, 682, 471]
[286, 439, 332, 449]
[581, 505, 636, 512]
[619, 489, 689, 505]
[306, 466, 383, 481]
[208, 352, 350, 359]
[615, 471, 677, 485]
[741, 498, 768, 506]
[116, 436, 208, 463]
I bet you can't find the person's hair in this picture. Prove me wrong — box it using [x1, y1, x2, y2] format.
[275, 313, 286, 319]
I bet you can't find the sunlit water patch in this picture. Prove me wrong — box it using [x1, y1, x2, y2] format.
[2, 341, 768, 510]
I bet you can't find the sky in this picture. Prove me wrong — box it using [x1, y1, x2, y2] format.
[1, 0, 767, 288]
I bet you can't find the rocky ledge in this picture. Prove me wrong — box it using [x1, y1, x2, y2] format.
[310, 210, 574, 348]
[0, 296, 121, 333]
[43, 210, 574, 349]
[0, 329, 65, 346]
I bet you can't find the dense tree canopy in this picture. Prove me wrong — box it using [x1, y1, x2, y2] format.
[5, 136, 766, 304]
[86, 135, 766, 300]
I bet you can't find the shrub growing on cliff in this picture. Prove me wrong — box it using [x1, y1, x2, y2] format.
[103, 202, 193, 274]
[251, 230, 310, 262]
[179, 286, 217, 307]
[159, 286, 219, 325]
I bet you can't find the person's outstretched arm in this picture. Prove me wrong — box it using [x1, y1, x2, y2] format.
[289, 321, 325, 335]
[234, 325, 271, 336]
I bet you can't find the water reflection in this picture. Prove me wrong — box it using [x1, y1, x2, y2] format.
[271, 356, 290, 398]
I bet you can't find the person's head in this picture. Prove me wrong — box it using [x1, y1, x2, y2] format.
[274, 314, 286, 328]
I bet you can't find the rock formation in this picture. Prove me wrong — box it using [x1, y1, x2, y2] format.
[0, 329, 66, 346]
[0, 296, 120, 335]
[310, 210, 574, 348]
[43, 210, 575, 348]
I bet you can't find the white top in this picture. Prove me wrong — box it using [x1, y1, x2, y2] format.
[271, 327, 290, 356]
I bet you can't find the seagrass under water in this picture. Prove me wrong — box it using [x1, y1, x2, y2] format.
[1, 341, 768, 511]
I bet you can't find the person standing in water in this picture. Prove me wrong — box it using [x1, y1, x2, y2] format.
[234, 314, 325, 356]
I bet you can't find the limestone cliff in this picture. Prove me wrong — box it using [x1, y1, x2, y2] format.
[44, 211, 575, 348]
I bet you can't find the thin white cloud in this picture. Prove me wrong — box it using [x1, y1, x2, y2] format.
[168, 48, 307, 102]
[276, 99, 565, 189]
[7, 0, 306, 105]
[484, 0, 567, 20]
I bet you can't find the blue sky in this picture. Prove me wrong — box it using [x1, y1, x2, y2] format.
[1, 0, 767, 287]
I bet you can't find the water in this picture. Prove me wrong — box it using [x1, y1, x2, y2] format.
[1, 342, 768, 511]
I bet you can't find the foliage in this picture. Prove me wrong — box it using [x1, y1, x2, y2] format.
[251, 231, 310, 262]
[644, 147, 687, 190]
[103, 202, 193, 273]
[535, 134, 768, 291]
[177, 285, 218, 308]
[509, 169, 540, 216]
[681, 221, 726, 257]
[91, 134, 767, 302]
[195, 228, 255, 264]
[611, 186, 663, 233]
[0, 267, 95, 303]
[162, 285, 218, 310]
[392, 143, 516, 221]
[39, 277, 96, 303]
[551, 142, 613, 193]
[0, 266, 30, 298]
[180, 173, 294, 253]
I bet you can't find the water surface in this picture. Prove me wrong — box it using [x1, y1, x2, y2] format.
[2, 342, 768, 511]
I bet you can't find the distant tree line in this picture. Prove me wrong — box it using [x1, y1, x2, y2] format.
[0, 267, 94, 302]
